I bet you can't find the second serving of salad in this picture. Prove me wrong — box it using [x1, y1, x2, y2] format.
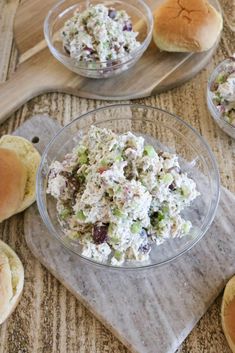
[210, 58, 235, 127]
[61, 4, 140, 66]
[47, 126, 199, 265]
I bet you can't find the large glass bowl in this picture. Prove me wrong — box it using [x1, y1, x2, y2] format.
[44, 0, 153, 78]
[36, 104, 220, 269]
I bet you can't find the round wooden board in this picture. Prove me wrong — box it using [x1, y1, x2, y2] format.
[14, 0, 222, 94]
[0, 0, 222, 123]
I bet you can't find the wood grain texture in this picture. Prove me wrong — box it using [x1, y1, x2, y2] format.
[0, 0, 234, 353]
[0, 0, 222, 124]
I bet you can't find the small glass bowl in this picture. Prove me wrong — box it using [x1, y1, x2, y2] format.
[207, 58, 235, 139]
[44, 0, 153, 79]
[36, 104, 220, 270]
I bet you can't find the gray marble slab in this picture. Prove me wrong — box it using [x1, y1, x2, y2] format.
[15, 116, 235, 353]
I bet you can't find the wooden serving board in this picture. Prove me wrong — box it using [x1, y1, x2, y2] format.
[15, 115, 235, 353]
[0, 0, 222, 124]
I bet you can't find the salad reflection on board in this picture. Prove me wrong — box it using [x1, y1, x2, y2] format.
[46, 126, 199, 266]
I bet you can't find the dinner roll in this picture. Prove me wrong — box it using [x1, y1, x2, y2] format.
[0, 135, 41, 213]
[0, 148, 27, 222]
[221, 276, 235, 353]
[0, 240, 24, 324]
[153, 0, 223, 52]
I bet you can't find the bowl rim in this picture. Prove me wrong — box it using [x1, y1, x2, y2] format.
[36, 103, 220, 270]
[207, 58, 235, 130]
[44, 0, 154, 69]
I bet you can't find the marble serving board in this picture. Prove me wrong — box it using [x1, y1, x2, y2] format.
[15, 115, 235, 353]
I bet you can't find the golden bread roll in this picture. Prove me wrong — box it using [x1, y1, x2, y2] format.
[221, 276, 235, 353]
[0, 148, 27, 222]
[153, 0, 223, 52]
[0, 240, 24, 324]
[0, 135, 41, 214]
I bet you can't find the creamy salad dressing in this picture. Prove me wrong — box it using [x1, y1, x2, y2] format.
[47, 126, 199, 265]
[61, 4, 140, 67]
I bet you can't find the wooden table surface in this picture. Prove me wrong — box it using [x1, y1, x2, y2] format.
[0, 1, 234, 352]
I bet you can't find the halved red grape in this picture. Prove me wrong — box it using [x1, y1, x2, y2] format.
[92, 224, 108, 244]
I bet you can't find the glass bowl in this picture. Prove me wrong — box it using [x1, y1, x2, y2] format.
[207, 58, 235, 139]
[36, 104, 220, 270]
[44, 0, 153, 79]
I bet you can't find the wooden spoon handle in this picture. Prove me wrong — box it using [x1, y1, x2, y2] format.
[0, 62, 47, 125]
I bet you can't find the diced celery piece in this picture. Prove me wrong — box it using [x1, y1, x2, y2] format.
[161, 173, 174, 184]
[100, 159, 108, 166]
[216, 73, 226, 84]
[77, 145, 88, 165]
[79, 153, 88, 165]
[162, 205, 169, 213]
[113, 208, 123, 218]
[60, 208, 70, 220]
[114, 250, 122, 261]
[109, 236, 120, 244]
[76, 210, 86, 221]
[181, 186, 190, 197]
[108, 223, 115, 235]
[69, 231, 81, 240]
[115, 154, 122, 162]
[157, 212, 164, 222]
[131, 221, 141, 234]
[116, 186, 122, 193]
[183, 222, 191, 234]
[144, 145, 155, 158]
